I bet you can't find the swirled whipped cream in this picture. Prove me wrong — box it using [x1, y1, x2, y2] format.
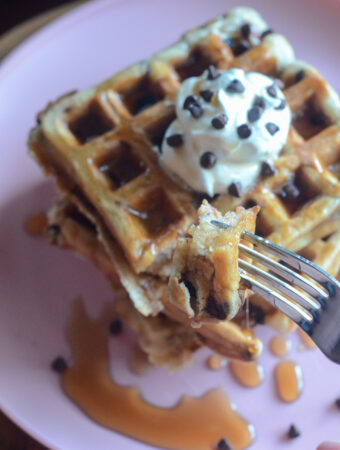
[160, 67, 291, 197]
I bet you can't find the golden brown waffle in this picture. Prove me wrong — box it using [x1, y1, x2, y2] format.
[29, 7, 340, 359]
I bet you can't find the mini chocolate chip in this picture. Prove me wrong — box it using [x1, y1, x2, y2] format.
[245, 199, 257, 208]
[212, 114, 228, 129]
[228, 181, 242, 198]
[247, 106, 262, 123]
[295, 70, 306, 83]
[188, 103, 203, 118]
[279, 182, 300, 200]
[216, 438, 232, 450]
[224, 37, 235, 47]
[109, 319, 123, 335]
[261, 29, 273, 38]
[310, 113, 327, 127]
[51, 356, 68, 373]
[274, 78, 285, 90]
[207, 65, 220, 80]
[266, 84, 277, 97]
[265, 122, 280, 135]
[182, 279, 197, 298]
[288, 424, 300, 439]
[261, 161, 276, 178]
[237, 124, 251, 139]
[234, 40, 251, 55]
[205, 296, 229, 320]
[254, 96, 266, 109]
[183, 95, 199, 110]
[240, 23, 251, 39]
[226, 79, 245, 93]
[335, 398, 340, 409]
[200, 89, 214, 102]
[166, 134, 183, 147]
[275, 99, 286, 110]
[200, 152, 217, 169]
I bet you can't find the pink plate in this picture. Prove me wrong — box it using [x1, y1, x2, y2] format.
[1, 0, 340, 448]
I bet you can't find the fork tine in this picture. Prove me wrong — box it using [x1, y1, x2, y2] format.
[239, 259, 321, 312]
[238, 243, 328, 300]
[240, 270, 313, 324]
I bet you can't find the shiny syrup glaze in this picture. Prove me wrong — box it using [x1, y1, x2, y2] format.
[274, 361, 304, 403]
[62, 299, 255, 450]
[298, 328, 316, 349]
[269, 336, 292, 357]
[229, 360, 264, 388]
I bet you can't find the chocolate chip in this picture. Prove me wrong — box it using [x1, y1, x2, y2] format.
[212, 114, 228, 129]
[295, 70, 306, 83]
[279, 182, 300, 201]
[240, 23, 251, 39]
[109, 319, 123, 335]
[287, 424, 300, 439]
[51, 356, 68, 373]
[245, 199, 257, 208]
[266, 84, 277, 97]
[207, 65, 220, 80]
[182, 279, 197, 298]
[261, 29, 273, 38]
[205, 296, 229, 320]
[166, 134, 183, 147]
[237, 124, 251, 139]
[275, 99, 286, 110]
[310, 112, 327, 127]
[188, 103, 203, 119]
[265, 122, 280, 135]
[234, 40, 251, 56]
[226, 79, 245, 93]
[183, 95, 199, 110]
[261, 162, 276, 178]
[216, 438, 232, 450]
[254, 96, 266, 109]
[200, 89, 214, 102]
[247, 106, 262, 123]
[274, 78, 285, 90]
[228, 181, 242, 197]
[200, 152, 217, 169]
[335, 398, 340, 409]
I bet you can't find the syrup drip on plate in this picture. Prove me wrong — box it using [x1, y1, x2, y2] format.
[274, 360, 304, 402]
[62, 299, 255, 450]
[269, 336, 292, 357]
[229, 360, 264, 388]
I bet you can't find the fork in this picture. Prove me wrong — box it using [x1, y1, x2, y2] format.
[211, 220, 340, 364]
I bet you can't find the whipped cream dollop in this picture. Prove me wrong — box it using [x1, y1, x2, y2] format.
[160, 68, 291, 197]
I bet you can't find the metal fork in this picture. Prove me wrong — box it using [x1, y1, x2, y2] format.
[211, 220, 340, 364]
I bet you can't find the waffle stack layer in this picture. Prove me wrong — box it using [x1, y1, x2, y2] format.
[29, 7, 340, 367]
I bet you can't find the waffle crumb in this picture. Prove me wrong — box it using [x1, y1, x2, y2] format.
[25, 213, 47, 236]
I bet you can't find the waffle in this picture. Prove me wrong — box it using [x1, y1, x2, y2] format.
[29, 6, 340, 362]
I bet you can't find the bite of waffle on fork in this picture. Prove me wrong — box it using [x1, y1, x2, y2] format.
[29, 6, 340, 367]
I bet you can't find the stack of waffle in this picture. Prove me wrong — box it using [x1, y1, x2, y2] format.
[29, 7, 340, 370]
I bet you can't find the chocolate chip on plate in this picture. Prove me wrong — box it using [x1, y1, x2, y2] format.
[287, 424, 300, 439]
[254, 96, 266, 109]
[266, 84, 277, 98]
[275, 99, 286, 110]
[207, 65, 220, 80]
[260, 161, 276, 178]
[166, 134, 184, 147]
[295, 69, 306, 83]
[216, 437, 232, 450]
[228, 181, 242, 197]
[247, 106, 262, 123]
[265, 122, 280, 135]
[212, 114, 228, 129]
[226, 79, 245, 93]
[109, 319, 123, 335]
[51, 356, 68, 373]
[237, 124, 252, 139]
[183, 95, 199, 110]
[200, 152, 217, 169]
[261, 29, 273, 38]
[240, 23, 252, 39]
[200, 89, 214, 102]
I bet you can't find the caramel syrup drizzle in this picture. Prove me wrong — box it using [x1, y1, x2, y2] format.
[62, 299, 255, 450]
